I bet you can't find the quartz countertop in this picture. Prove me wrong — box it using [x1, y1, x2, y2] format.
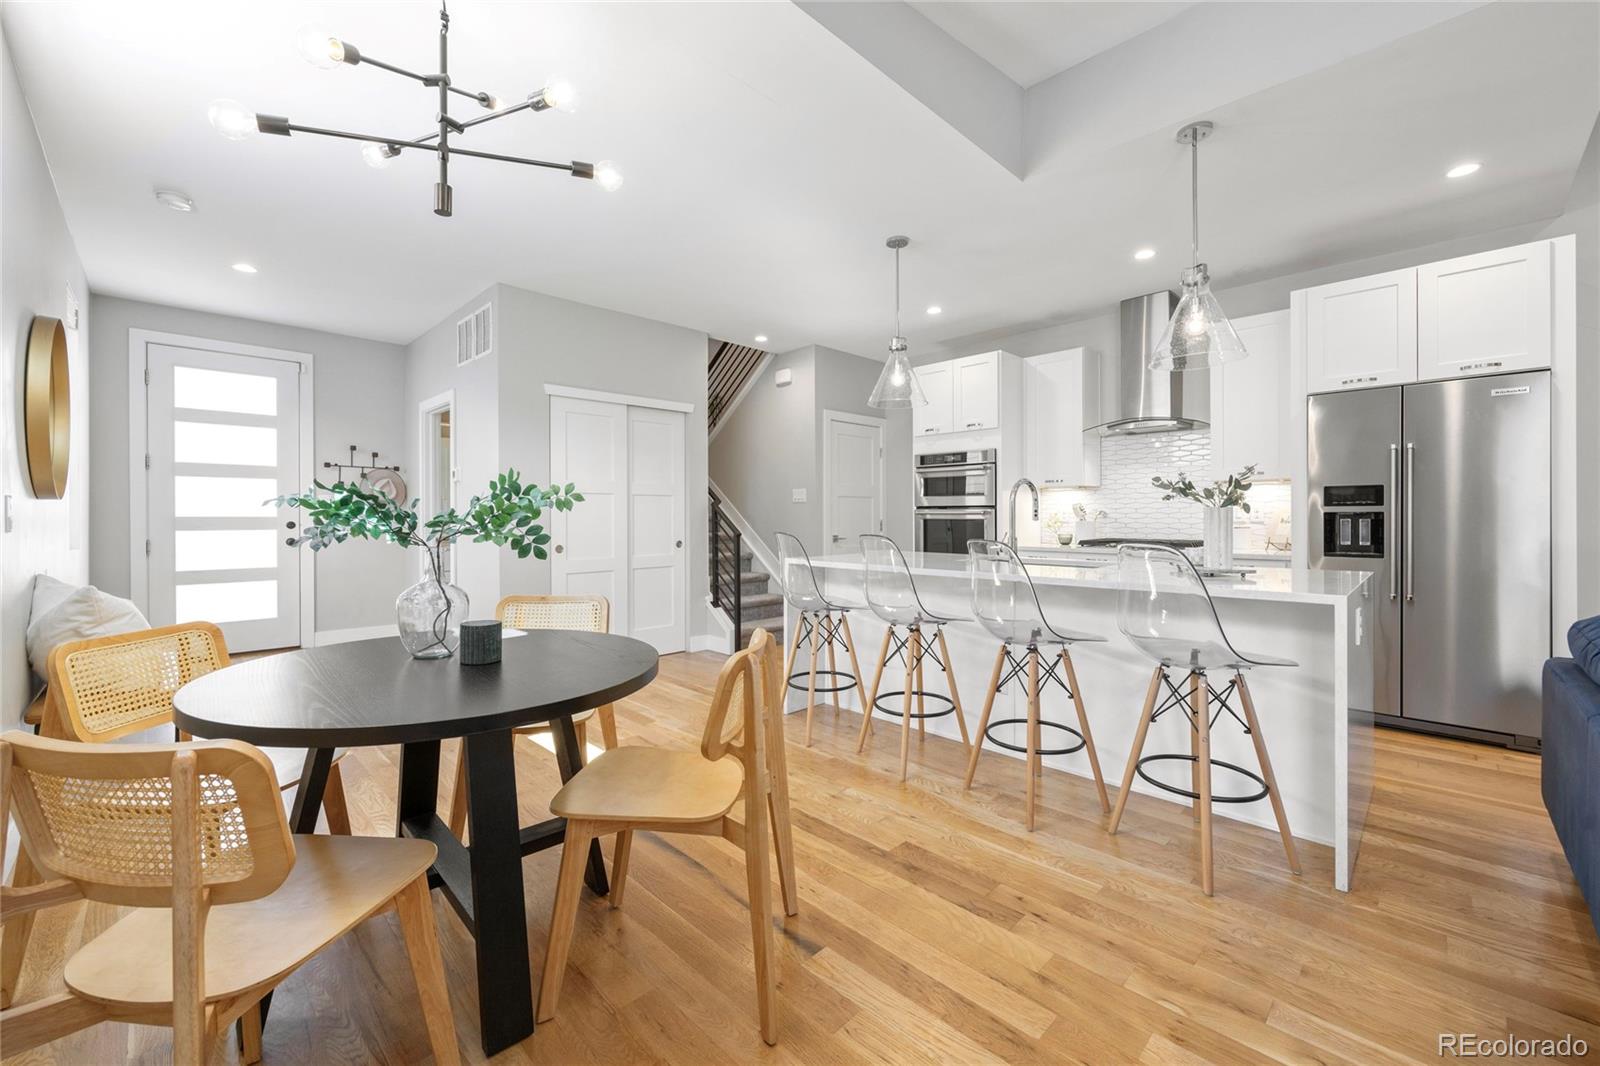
[809, 551, 1369, 605]
[1017, 543, 1293, 564]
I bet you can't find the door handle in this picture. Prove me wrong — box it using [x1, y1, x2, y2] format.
[1404, 442, 1415, 602]
[1387, 444, 1398, 601]
[832, 534, 845, 542]
[555, 544, 564, 554]
[675, 540, 683, 548]
[284, 537, 296, 547]
[285, 520, 296, 529]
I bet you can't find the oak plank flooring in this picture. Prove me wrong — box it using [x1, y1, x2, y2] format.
[5, 651, 1596, 1064]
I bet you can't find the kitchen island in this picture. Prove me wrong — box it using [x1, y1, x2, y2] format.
[789, 551, 1376, 891]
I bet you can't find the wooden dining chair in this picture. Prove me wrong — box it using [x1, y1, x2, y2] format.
[447, 595, 618, 839]
[0, 733, 459, 1065]
[2, 622, 353, 1011]
[536, 627, 796, 1045]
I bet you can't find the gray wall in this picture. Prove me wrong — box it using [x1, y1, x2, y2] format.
[89, 296, 410, 634]
[1, 23, 90, 729]
[711, 344, 912, 555]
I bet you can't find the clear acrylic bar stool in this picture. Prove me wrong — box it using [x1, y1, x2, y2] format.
[775, 532, 868, 747]
[962, 540, 1111, 830]
[854, 534, 971, 781]
[1108, 544, 1302, 896]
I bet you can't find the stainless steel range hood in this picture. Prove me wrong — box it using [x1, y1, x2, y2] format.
[1092, 290, 1210, 435]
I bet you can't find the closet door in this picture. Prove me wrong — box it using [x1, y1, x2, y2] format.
[549, 396, 629, 624]
[626, 407, 687, 653]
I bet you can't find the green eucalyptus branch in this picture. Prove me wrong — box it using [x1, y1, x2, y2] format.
[1150, 463, 1259, 513]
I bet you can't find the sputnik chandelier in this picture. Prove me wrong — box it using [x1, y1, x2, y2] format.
[209, 1, 621, 217]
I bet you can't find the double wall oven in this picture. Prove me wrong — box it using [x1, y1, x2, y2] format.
[913, 450, 997, 552]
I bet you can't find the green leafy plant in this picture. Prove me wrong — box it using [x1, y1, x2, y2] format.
[1151, 463, 1259, 512]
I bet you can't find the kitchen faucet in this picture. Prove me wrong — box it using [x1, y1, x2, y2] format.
[1006, 477, 1038, 551]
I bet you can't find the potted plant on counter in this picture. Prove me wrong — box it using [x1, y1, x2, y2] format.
[273, 471, 583, 659]
[1072, 503, 1108, 545]
[1151, 463, 1259, 570]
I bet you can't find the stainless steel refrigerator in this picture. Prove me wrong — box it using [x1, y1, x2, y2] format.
[1308, 370, 1551, 749]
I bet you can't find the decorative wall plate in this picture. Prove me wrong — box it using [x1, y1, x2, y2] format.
[24, 315, 69, 499]
[363, 467, 409, 504]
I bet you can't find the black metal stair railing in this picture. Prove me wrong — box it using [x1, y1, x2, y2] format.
[708, 488, 743, 653]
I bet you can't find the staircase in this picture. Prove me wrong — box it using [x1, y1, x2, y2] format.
[709, 487, 784, 652]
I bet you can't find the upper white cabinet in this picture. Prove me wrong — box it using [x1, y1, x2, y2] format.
[1417, 240, 1552, 380]
[953, 352, 1000, 432]
[1300, 237, 1559, 394]
[912, 363, 954, 437]
[1304, 268, 1417, 393]
[1023, 348, 1100, 487]
[1211, 311, 1290, 480]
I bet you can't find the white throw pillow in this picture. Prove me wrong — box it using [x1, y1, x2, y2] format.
[25, 577, 150, 682]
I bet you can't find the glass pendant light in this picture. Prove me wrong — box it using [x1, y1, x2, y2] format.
[1151, 122, 1248, 371]
[868, 236, 928, 409]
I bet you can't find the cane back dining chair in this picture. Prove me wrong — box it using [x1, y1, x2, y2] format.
[536, 627, 796, 1045]
[0, 733, 459, 1065]
[446, 595, 619, 840]
[963, 540, 1112, 830]
[2, 622, 353, 1010]
[774, 531, 868, 747]
[1108, 544, 1301, 896]
[854, 534, 971, 781]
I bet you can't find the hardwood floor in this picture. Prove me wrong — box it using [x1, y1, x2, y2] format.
[6, 651, 1597, 1064]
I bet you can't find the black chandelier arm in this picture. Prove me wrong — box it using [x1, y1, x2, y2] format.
[449, 144, 589, 174]
[405, 98, 537, 148]
[263, 119, 591, 177]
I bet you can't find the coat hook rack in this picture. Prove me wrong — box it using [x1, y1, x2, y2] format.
[322, 444, 401, 482]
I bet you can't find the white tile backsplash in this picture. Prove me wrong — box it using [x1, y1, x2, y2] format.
[1028, 431, 1292, 552]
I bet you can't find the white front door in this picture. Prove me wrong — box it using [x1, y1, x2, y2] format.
[626, 406, 687, 653]
[548, 396, 687, 654]
[824, 412, 884, 550]
[145, 344, 304, 651]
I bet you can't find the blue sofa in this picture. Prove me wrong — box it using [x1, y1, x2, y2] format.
[1543, 615, 1600, 939]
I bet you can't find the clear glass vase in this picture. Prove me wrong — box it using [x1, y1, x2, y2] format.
[396, 558, 469, 659]
[1202, 505, 1234, 571]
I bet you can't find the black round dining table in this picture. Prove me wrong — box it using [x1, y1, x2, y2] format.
[173, 630, 659, 1056]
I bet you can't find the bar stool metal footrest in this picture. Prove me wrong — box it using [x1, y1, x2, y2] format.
[789, 669, 859, 694]
[871, 690, 957, 720]
[1134, 753, 1269, 804]
[983, 717, 1086, 757]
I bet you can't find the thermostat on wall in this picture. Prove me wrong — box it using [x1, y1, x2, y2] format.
[774, 368, 793, 387]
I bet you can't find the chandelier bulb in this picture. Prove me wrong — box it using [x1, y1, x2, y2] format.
[531, 79, 579, 113]
[594, 161, 624, 192]
[207, 99, 257, 140]
[295, 25, 347, 69]
[362, 142, 400, 169]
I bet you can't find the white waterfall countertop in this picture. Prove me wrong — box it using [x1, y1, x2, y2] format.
[807, 551, 1371, 606]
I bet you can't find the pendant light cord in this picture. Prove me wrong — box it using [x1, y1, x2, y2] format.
[894, 244, 902, 337]
[1191, 133, 1200, 266]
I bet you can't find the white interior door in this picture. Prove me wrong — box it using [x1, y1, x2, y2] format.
[626, 407, 687, 653]
[550, 396, 629, 622]
[824, 413, 884, 549]
[146, 344, 302, 651]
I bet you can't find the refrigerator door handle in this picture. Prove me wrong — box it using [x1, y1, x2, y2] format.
[1404, 442, 1416, 602]
[1388, 443, 1400, 601]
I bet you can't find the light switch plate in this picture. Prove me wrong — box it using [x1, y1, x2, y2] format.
[792, 488, 807, 503]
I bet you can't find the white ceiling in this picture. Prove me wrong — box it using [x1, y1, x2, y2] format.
[3, 1, 1596, 359]
[906, 1, 1194, 88]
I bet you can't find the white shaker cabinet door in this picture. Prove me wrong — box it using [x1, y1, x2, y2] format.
[1023, 348, 1100, 487]
[912, 362, 955, 438]
[1417, 239, 1552, 381]
[1211, 310, 1290, 480]
[953, 352, 1000, 431]
[1304, 268, 1417, 393]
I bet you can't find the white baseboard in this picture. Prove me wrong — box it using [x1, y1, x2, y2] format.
[690, 633, 731, 653]
[314, 624, 395, 646]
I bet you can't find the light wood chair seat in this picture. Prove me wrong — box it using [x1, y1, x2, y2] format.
[550, 747, 745, 825]
[64, 835, 435, 1008]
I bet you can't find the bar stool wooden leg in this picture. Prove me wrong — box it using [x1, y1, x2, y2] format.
[857, 625, 894, 753]
[1109, 666, 1164, 835]
[1189, 672, 1203, 823]
[1025, 648, 1041, 831]
[838, 614, 867, 723]
[824, 613, 841, 716]
[914, 628, 926, 736]
[1236, 672, 1301, 875]
[963, 644, 1008, 789]
[1060, 648, 1110, 813]
[1194, 672, 1214, 896]
[935, 628, 971, 752]
[898, 628, 918, 781]
[803, 612, 822, 747]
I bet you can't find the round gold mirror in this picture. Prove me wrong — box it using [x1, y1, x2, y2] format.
[24, 315, 70, 499]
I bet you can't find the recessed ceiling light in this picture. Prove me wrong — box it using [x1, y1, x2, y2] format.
[754, 334, 768, 344]
[926, 305, 942, 315]
[1134, 247, 1156, 261]
[232, 262, 258, 274]
[155, 188, 195, 212]
[1446, 161, 1481, 179]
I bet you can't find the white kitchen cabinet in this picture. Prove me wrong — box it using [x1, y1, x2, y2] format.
[1417, 240, 1553, 380]
[1304, 268, 1417, 393]
[1211, 311, 1291, 480]
[953, 352, 1000, 431]
[912, 363, 954, 438]
[1022, 348, 1100, 487]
